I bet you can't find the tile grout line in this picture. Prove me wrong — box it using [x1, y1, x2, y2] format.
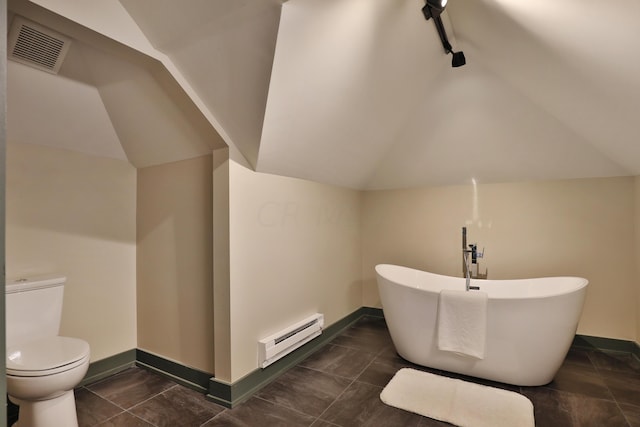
[78, 386, 133, 424]
[254, 395, 322, 423]
[611, 399, 634, 427]
[78, 387, 128, 427]
[127, 409, 161, 427]
[588, 350, 634, 411]
[93, 382, 179, 426]
[312, 342, 386, 425]
[96, 409, 159, 427]
[590, 357, 636, 427]
[254, 326, 394, 426]
[126, 383, 180, 412]
[199, 406, 230, 426]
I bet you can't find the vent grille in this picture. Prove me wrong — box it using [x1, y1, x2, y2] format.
[8, 17, 71, 74]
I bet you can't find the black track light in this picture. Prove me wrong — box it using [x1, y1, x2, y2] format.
[451, 51, 466, 67]
[422, 0, 448, 20]
[421, 0, 466, 68]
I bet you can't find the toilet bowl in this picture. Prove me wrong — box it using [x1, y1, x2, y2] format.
[6, 276, 91, 427]
[7, 336, 90, 426]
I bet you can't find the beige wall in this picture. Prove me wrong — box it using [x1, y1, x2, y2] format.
[6, 143, 137, 362]
[6, 141, 637, 379]
[214, 153, 362, 382]
[137, 155, 214, 373]
[363, 177, 637, 341]
[212, 148, 231, 381]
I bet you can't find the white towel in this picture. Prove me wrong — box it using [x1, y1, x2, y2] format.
[437, 289, 488, 359]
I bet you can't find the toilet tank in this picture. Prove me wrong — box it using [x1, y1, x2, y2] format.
[5, 275, 66, 348]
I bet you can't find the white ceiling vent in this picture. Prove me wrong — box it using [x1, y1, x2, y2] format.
[8, 17, 72, 75]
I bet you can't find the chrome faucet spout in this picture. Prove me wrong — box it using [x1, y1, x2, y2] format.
[463, 249, 471, 291]
[461, 227, 483, 290]
[461, 227, 468, 279]
[463, 248, 480, 291]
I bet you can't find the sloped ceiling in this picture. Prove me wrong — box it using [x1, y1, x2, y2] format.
[7, 0, 228, 168]
[119, 0, 283, 170]
[258, 0, 640, 188]
[6, 0, 640, 189]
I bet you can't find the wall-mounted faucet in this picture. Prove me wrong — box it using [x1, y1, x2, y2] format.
[461, 227, 487, 291]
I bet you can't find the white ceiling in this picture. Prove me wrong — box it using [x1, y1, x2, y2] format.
[6, 0, 640, 189]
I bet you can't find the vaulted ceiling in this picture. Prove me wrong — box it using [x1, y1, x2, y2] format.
[6, 0, 640, 189]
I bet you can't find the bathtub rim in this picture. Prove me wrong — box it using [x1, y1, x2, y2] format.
[375, 263, 588, 300]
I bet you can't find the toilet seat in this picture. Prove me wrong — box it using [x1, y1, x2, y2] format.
[7, 336, 90, 377]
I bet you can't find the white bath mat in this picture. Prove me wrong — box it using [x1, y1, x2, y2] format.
[380, 368, 535, 427]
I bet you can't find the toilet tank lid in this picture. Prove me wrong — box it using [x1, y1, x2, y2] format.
[6, 275, 67, 294]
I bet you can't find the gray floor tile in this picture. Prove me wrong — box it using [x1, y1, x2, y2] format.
[356, 354, 414, 387]
[75, 388, 123, 426]
[97, 412, 154, 427]
[589, 350, 640, 374]
[329, 319, 394, 354]
[202, 397, 315, 427]
[601, 370, 640, 408]
[319, 381, 425, 427]
[563, 348, 597, 370]
[87, 367, 175, 409]
[256, 366, 351, 417]
[310, 420, 341, 427]
[61, 316, 639, 427]
[129, 384, 226, 426]
[522, 387, 576, 427]
[299, 343, 377, 379]
[522, 387, 628, 427]
[538, 363, 614, 400]
[621, 403, 640, 427]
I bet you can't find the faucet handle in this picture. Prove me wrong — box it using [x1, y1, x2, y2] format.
[468, 244, 483, 263]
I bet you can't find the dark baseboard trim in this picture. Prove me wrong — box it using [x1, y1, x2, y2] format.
[136, 349, 212, 394]
[80, 349, 136, 386]
[207, 306, 374, 408]
[572, 334, 640, 362]
[360, 306, 384, 318]
[75, 306, 640, 411]
[80, 348, 213, 394]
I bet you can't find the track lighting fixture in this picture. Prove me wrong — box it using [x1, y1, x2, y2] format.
[421, 0, 447, 20]
[421, 0, 466, 68]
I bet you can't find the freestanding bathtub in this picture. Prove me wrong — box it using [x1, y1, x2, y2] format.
[375, 264, 588, 386]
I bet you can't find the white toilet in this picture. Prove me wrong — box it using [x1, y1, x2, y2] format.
[6, 275, 91, 427]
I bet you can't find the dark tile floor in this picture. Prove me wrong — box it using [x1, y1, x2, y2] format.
[62, 317, 640, 426]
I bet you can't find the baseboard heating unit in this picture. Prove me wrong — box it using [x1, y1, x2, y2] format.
[258, 313, 324, 368]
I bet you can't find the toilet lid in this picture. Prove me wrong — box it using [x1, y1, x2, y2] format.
[6, 336, 90, 376]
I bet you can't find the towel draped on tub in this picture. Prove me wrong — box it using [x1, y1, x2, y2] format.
[437, 289, 488, 359]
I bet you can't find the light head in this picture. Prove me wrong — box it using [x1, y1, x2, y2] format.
[422, 0, 448, 20]
[422, 0, 466, 68]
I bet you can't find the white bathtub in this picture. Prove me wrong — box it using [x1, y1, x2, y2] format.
[375, 264, 588, 386]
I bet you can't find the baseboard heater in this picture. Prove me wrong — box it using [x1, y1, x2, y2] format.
[258, 313, 324, 368]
